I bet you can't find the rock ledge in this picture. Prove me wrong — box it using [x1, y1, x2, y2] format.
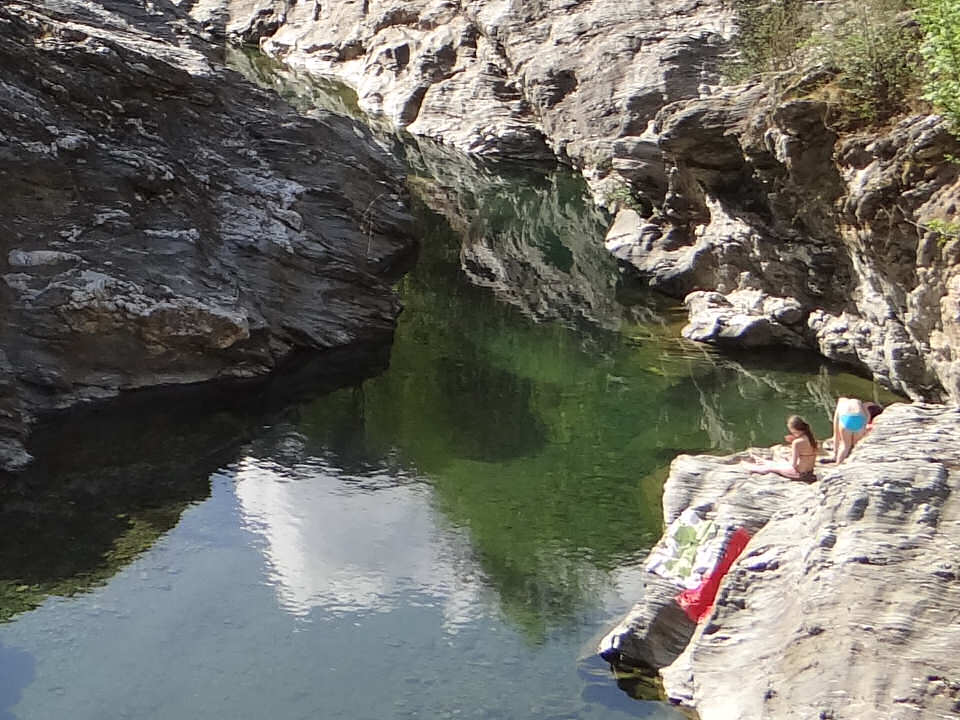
[601, 403, 960, 720]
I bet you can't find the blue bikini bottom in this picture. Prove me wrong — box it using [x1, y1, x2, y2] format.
[839, 413, 866, 432]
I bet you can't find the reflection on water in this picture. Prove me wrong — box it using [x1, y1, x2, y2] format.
[0, 345, 390, 624]
[234, 456, 480, 625]
[0, 471, 684, 720]
[0, 84, 902, 718]
[0, 643, 33, 720]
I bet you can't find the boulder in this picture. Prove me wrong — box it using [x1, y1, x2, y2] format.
[683, 290, 807, 348]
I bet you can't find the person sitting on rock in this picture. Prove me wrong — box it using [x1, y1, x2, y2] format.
[740, 415, 818, 482]
[831, 397, 883, 464]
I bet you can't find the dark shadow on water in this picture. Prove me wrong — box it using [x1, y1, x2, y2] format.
[0, 642, 34, 720]
[433, 356, 547, 462]
[577, 654, 691, 718]
[0, 343, 392, 623]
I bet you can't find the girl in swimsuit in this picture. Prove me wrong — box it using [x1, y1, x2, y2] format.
[741, 415, 818, 482]
[831, 397, 876, 464]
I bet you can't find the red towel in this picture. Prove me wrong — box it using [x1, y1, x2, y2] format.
[675, 527, 751, 622]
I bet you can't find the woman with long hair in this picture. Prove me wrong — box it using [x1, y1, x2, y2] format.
[741, 415, 818, 482]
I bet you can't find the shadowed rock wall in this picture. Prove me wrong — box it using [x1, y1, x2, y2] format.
[0, 0, 416, 471]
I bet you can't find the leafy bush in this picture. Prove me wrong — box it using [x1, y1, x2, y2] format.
[728, 0, 923, 125]
[603, 184, 645, 213]
[927, 218, 960, 245]
[818, 0, 920, 123]
[726, 0, 816, 79]
[916, 0, 960, 131]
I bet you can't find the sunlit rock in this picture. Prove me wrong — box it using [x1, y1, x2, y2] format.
[612, 82, 960, 402]
[683, 290, 806, 348]
[219, 0, 733, 170]
[602, 403, 960, 719]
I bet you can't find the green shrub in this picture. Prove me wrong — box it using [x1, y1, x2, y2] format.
[726, 0, 816, 79]
[728, 0, 925, 125]
[916, 0, 960, 131]
[603, 184, 644, 213]
[817, 0, 920, 123]
[928, 218, 960, 245]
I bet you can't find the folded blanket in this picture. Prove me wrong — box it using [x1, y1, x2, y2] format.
[676, 527, 752, 622]
[644, 508, 723, 589]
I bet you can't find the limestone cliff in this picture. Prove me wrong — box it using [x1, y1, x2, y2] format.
[194, 0, 733, 168]
[0, 0, 416, 472]
[600, 403, 960, 719]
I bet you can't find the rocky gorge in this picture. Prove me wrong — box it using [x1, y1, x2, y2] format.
[209, 0, 960, 405]
[3, 1, 960, 719]
[189, 1, 960, 718]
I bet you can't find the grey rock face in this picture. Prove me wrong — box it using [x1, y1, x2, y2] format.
[222, 48, 650, 332]
[682, 290, 806, 348]
[601, 403, 960, 719]
[0, 1, 416, 471]
[215, 0, 960, 402]
[214, 0, 733, 168]
[611, 81, 960, 402]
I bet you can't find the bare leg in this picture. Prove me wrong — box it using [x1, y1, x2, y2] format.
[836, 427, 867, 464]
[835, 429, 854, 464]
[832, 406, 843, 463]
[741, 460, 800, 479]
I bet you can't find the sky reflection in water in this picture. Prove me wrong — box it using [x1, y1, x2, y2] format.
[234, 456, 481, 626]
[0, 463, 676, 720]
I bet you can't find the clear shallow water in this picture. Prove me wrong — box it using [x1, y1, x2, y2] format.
[0, 73, 901, 720]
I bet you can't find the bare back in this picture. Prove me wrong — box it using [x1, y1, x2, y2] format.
[791, 436, 816, 473]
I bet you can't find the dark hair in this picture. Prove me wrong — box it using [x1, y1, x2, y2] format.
[865, 402, 884, 420]
[788, 415, 817, 450]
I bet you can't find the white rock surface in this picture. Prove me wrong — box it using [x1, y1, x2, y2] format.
[602, 403, 960, 719]
[216, 0, 733, 168]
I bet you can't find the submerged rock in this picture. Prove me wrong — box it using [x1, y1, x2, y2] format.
[601, 403, 960, 719]
[0, 1, 417, 472]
